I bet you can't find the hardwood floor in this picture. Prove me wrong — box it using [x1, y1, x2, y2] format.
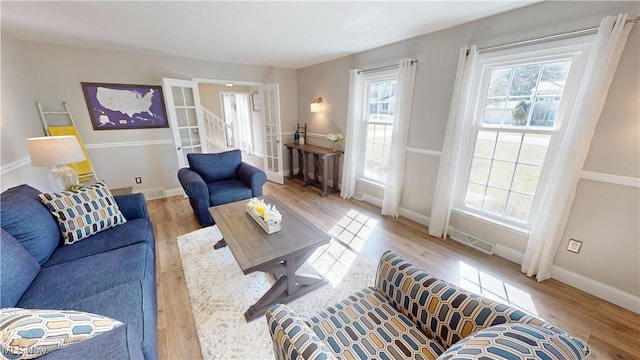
[151, 179, 640, 360]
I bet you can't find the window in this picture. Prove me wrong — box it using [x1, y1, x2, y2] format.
[457, 42, 590, 229]
[360, 72, 398, 183]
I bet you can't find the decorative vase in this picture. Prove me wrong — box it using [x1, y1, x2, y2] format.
[331, 142, 337, 151]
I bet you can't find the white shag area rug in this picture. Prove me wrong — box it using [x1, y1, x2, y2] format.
[177, 226, 376, 360]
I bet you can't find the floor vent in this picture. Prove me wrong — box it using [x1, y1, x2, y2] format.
[352, 193, 364, 201]
[449, 229, 495, 255]
[142, 188, 166, 200]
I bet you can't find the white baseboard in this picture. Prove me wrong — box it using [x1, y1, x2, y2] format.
[551, 265, 640, 314]
[166, 187, 185, 198]
[358, 194, 430, 227]
[494, 243, 525, 265]
[361, 194, 382, 207]
[493, 244, 639, 314]
[399, 207, 430, 227]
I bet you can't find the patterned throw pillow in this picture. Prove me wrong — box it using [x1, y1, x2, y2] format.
[0, 308, 123, 359]
[39, 181, 127, 245]
[439, 323, 590, 360]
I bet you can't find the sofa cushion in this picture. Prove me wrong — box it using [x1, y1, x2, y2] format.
[42, 218, 154, 267]
[306, 287, 446, 360]
[208, 179, 253, 206]
[63, 280, 156, 360]
[0, 184, 61, 264]
[438, 323, 590, 360]
[38, 324, 143, 360]
[39, 181, 127, 245]
[17, 243, 153, 309]
[0, 308, 122, 359]
[188, 150, 241, 183]
[0, 229, 41, 307]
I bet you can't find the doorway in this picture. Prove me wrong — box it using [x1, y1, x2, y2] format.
[220, 92, 252, 153]
[163, 77, 284, 184]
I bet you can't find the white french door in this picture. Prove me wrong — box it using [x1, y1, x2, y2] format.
[260, 83, 284, 184]
[162, 78, 207, 169]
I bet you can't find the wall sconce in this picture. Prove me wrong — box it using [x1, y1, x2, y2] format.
[310, 97, 323, 113]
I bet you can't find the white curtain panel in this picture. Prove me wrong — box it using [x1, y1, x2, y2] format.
[522, 14, 634, 281]
[428, 46, 478, 238]
[340, 69, 364, 199]
[381, 59, 418, 217]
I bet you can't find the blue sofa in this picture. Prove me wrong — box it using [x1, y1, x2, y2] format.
[1, 184, 157, 359]
[178, 150, 267, 226]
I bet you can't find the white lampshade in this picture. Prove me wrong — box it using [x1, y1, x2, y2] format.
[27, 136, 86, 191]
[27, 136, 85, 166]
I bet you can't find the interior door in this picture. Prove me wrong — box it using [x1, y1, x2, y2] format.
[162, 78, 207, 169]
[260, 83, 284, 184]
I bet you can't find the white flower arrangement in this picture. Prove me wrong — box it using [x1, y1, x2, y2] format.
[327, 133, 345, 143]
[247, 198, 282, 225]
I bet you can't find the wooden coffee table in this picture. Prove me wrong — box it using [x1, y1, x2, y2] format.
[208, 195, 331, 321]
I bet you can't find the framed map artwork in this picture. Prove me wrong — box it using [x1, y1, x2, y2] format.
[81, 82, 169, 130]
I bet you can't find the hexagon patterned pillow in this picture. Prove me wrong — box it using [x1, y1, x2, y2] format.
[38, 181, 127, 245]
[0, 308, 122, 359]
[438, 323, 590, 360]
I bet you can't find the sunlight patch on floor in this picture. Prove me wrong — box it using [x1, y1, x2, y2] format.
[327, 209, 378, 252]
[308, 209, 378, 287]
[459, 261, 538, 316]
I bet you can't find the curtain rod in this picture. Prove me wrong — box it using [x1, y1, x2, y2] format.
[358, 59, 417, 74]
[475, 15, 639, 54]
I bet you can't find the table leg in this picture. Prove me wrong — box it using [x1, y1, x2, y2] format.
[313, 154, 322, 186]
[243, 248, 327, 322]
[320, 156, 330, 196]
[302, 151, 310, 186]
[296, 151, 304, 177]
[333, 156, 340, 193]
[287, 147, 294, 179]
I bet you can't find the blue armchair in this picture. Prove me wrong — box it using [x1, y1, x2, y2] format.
[178, 150, 267, 227]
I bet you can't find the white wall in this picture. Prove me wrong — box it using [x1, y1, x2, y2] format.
[296, 0, 640, 310]
[1, 38, 297, 193]
[0, 32, 51, 192]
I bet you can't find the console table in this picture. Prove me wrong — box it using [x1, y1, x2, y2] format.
[285, 143, 342, 196]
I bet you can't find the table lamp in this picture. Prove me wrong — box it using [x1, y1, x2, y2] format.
[26, 136, 86, 191]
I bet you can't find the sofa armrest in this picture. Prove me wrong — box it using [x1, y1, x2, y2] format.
[178, 168, 208, 197]
[114, 193, 148, 220]
[266, 304, 337, 360]
[178, 167, 214, 226]
[374, 251, 548, 348]
[237, 162, 267, 197]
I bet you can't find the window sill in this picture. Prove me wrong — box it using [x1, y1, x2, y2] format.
[356, 176, 385, 189]
[451, 207, 531, 236]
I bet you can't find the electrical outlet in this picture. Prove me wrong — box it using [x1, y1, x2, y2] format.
[567, 239, 582, 254]
[135, 177, 142, 184]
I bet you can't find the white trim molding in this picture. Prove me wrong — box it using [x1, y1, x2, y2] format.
[85, 139, 174, 150]
[580, 170, 640, 188]
[406, 147, 442, 157]
[0, 157, 31, 175]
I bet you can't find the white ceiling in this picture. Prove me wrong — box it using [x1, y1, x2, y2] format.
[1, 1, 538, 69]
